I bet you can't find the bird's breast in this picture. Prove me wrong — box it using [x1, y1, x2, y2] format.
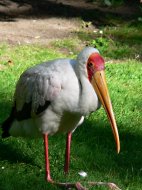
[57, 112, 82, 133]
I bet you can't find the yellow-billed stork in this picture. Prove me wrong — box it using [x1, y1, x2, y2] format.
[1, 47, 120, 190]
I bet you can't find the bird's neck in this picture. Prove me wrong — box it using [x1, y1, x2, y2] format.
[78, 75, 100, 115]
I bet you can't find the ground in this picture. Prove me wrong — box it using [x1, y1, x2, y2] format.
[0, 0, 141, 45]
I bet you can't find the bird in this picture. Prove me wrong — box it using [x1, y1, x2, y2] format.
[1, 47, 120, 190]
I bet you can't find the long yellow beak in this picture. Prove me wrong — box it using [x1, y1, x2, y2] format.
[91, 70, 120, 153]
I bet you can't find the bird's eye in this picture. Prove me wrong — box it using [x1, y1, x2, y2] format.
[88, 62, 93, 68]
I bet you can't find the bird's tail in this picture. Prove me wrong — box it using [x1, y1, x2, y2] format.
[1, 107, 15, 138]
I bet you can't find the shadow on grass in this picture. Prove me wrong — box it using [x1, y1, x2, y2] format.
[0, 138, 35, 165]
[73, 119, 142, 178]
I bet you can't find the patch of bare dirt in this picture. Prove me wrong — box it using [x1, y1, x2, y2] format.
[0, 17, 82, 45]
[0, 0, 140, 45]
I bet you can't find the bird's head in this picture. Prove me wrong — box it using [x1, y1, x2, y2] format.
[78, 47, 120, 153]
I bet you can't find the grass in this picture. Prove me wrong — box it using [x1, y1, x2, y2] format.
[75, 21, 142, 60]
[0, 16, 142, 190]
[52, 22, 142, 61]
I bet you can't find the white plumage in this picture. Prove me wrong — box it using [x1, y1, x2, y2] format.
[10, 48, 100, 137]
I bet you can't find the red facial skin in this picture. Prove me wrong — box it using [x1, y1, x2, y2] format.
[87, 53, 105, 81]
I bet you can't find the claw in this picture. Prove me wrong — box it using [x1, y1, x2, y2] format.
[53, 182, 87, 190]
[88, 182, 121, 190]
[75, 182, 87, 190]
[108, 183, 121, 190]
[48, 180, 121, 190]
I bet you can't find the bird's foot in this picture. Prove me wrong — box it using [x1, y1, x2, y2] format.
[55, 181, 121, 190]
[48, 180, 121, 190]
[88, 181, 121, 190]
[52, 181, 87, 190]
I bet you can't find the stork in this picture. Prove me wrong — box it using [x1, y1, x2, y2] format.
[1, 47, 120, 190]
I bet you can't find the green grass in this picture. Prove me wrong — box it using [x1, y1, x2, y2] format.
[75, 21, 142, 61]
[0, 44, 142, 190]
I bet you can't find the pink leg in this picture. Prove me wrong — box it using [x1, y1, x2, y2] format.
[43, 134, 120, 190]
[43, 134, 52, 182]
[64, 132, 72, 174]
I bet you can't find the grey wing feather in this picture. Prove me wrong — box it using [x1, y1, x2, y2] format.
[14, 64, 61, 112]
